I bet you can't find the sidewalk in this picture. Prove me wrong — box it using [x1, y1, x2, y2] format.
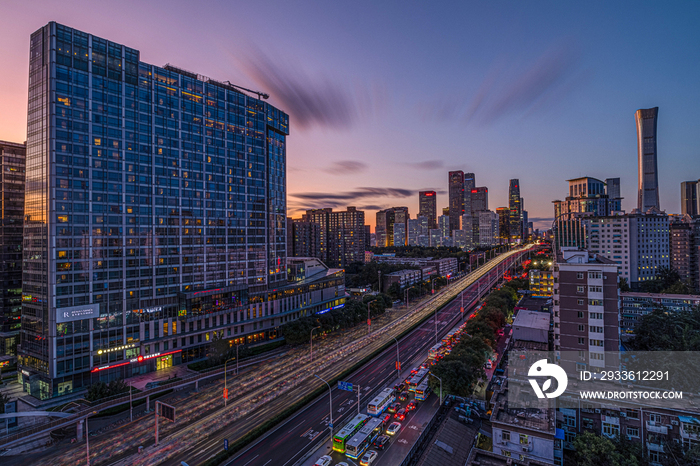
[125, 364, 193, 390]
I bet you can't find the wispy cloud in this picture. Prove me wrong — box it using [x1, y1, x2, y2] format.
[407, 160, 444, 170]
[417, 41, 585, 126]
[323, 160, 368, 174]
[233, 48, 387, 130]
[292, 187, 415, 202]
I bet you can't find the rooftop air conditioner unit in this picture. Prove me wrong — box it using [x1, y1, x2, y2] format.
[522, 446, 529, 452]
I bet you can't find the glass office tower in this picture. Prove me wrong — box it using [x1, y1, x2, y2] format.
[19, 23, 291, 399]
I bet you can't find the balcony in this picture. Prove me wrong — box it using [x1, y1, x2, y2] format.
[680, 425, 700, 440]
[646, 422, 668, 435]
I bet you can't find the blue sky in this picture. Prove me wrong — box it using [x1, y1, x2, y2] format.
[1, 0, 699, 229]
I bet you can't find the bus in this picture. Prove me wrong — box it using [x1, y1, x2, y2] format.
[345, 417, 384, 459]
[408, 368, 429, 392]
[367, 388, 395, 416]
[333, 414, 370, 453]
[428, 343, 442, 359]
[415, 378, 431, 401]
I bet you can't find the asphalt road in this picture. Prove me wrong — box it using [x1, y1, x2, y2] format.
[214, 266, 507, 466]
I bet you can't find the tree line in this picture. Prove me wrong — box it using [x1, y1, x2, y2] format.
[428, 277, 528, 397]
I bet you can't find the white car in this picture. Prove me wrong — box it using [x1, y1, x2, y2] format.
[314, 455, 332, 466]
[360, 450, 379, 466]
[386, 421, 402, 435]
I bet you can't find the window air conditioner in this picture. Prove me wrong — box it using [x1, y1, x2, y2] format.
[671, 420, 679, 426]
[594, 409, 601, 413]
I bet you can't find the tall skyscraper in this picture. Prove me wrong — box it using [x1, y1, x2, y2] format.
[681, 180, 700, 217]
[448, 171, 464, 233]
[636, 107, 660, 212]
[375, 207, 409, 247]
[0, 140, 25, 356]
[508, 179, 521, 242]
[19, 23, 305, 398]
[463, 172, 475, 223]
[496, 207, 510, 244]
[418, 191, 437, 230]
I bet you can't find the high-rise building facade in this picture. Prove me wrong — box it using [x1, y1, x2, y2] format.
[478, 210, 499, 247]
[681, 180, 700, 217]
[670, 216, 700, 292]
[375, 207, 408, 247]
[290, 219, 321, 260]
[636, 107, 660, 212]
[553, 248, 620, 372]
[448, 171, 464, 233]
[302, 207, 365, 267]
[508, 179, 522, 242]
[19, 23, 298, 398]
[553, 177, 620, 251]
[604, 178, 621, 210]
[496, 207, 510, 244]
[0, 141, 26, 356]
[418, 191, 437, 230]
[463, 172, 475, 223]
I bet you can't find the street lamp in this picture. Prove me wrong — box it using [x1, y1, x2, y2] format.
[404, 286, 415, 311]
[431, 276, 438, 295]
[366, 299, 377, 335]
[314, 374, 333, 439]
[310, 326, 321, 363]
[429, 373, 443, 405]
[85, 410, 97, 466]
[390, 336, 400, 384]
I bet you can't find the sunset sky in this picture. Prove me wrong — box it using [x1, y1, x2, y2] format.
[1, 1, 699, 230]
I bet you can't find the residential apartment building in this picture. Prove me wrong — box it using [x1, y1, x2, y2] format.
[620, 291, 700, 334]
[529, 269, 554, 297]
[552, 248, 620, 373]
[670, 216, 700, 292]
[289, 219, 321, 260]
[382, 269, 422, 293]
[375, 207, 408, 247]
[18, 22, 341, 399]
[0, 141, 26, 356]
[491, 381, 560, 465]
[301, 207, 366, 267]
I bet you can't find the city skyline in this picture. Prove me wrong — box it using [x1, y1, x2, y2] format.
[1, 2, 700, 230]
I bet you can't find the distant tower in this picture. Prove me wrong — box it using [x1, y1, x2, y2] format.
[463, 172, 475, 222]
[636, 107, 660, 212]
[419, 191, 437, 230]
[448, 171, 464, 233]
[508, 179, 522, 241]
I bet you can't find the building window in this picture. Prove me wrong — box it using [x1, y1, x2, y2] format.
[626, 409, 639, 419]
[578, 337, 585, 345]
[577, 272, 584, 279]
[519, 434, 529, 444]
[502, 431, 510, 442]
[565, 431, 576, 443]
[577, 286, 585, 293]
[578, 311, 584, 318]
[578, 324, 585, 332]
[602, 422, 619, 437]
[577, 299, 584, 305]
[627, 427, 639, 438]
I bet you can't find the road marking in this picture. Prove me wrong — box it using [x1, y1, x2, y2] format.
[288, 419, 305, 433]
[300, 427, 312, 437]
[263, 460, 272, 466]
[241, 454, 259, 466]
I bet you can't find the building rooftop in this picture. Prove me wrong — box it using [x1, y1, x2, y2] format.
[490, 381, 555, 435]
[513, 310, 550, 331]
[620, 291, 700, 300]
[466, 448, 552, 466]
[557, 248, 617, 265]
[515, 296, 552, 312]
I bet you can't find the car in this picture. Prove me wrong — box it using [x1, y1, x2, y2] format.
[394, 408, 406, 421]
[145, 381, 160, 389]
[314, 455, 332, 466]
[382, 413, 392, 424]
[386, 421, 402, 435]
[420, 362, 429, 370]
[394, 382, 406, 392]
[360, 450, 378, 466]
[410, 367, 419, 375]
[497, 329, 505, 336]
[398, 391, 409, 401]
[406, 401, 417, 411]
[388, 402, 401, 413]
[373, 435, 390, 450]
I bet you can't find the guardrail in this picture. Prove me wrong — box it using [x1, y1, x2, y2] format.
[400, 401, 449, 466]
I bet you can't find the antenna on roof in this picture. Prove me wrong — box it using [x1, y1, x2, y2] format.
[224, 81, 269, 100]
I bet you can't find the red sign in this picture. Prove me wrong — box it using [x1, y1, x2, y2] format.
[223, 388, 228, 400]
[367, 319, 371, 326]
[396, 361, 401, 370]
[460, 307, 464, 313]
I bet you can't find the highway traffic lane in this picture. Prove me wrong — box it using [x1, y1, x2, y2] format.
[169, 258, 514, 466]
[227, 289, 487, 466]
[380, 394, 440, 466]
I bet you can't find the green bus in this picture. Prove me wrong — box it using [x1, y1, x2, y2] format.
[332, 413, 369, 453]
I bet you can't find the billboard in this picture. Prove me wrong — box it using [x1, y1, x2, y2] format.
[56, 304, 100, 323]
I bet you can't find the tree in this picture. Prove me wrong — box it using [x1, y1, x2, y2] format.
[209, 331, 231, 363]
[619, 277, 631, 292]
[572, 432, 632, 466]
